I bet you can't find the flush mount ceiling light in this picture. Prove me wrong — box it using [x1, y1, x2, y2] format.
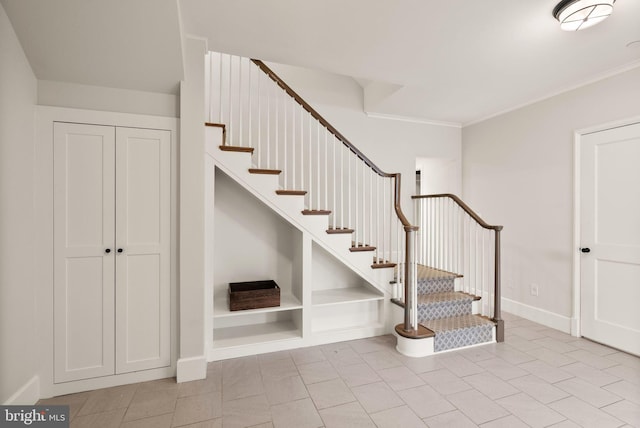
[553, 0, 615, 31]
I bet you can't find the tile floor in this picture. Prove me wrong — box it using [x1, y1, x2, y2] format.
[39, 313, 640, 427]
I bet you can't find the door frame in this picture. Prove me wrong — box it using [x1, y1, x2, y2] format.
[36, 106, 179, 398]
[571, 114, 640, 338]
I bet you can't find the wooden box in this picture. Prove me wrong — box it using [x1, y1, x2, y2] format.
[228, 280, 280, 311]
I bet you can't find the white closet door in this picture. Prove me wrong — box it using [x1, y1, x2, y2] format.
[54, 122, 116, 383]
[115, 127, 171, 373]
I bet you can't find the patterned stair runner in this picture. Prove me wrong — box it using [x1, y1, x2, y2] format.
[414, 265, 495, 352]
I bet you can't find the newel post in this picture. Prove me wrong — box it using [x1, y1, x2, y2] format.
[403, 226, 419, 333]
[494, 227, 504, 342]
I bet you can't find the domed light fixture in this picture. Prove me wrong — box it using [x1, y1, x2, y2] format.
[553, 0, 615, 31]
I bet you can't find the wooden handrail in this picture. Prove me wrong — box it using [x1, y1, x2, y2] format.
[413, 192, 504, 342]
[252, 59, 416, 231]
[412, 194, 502, 231]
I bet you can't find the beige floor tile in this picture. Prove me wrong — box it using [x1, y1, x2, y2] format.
[290, 347, 326, 365]
[420, 368, 472, 396]
[323, 346, 364, 367]
[562, 362, 621, 387]
[77, 384, 138, 416]
[377, 366, 425, 391]
[222, 394, 271, 428]
[549, 396, 625, 428]
[222, 356, 264, 402]
[270, 398, 323, 428]
[447, 389, 509, 425]
[361, 350, 403, 371]
[257, 350, 292, 364]
[350, 336, 395, 354]
[526, 348, 577, 367]
[548, 420, 582, 427]
[171, 391, 222, 427]
[533, 337, 580, 354]
[397, 384, 455, 419]
[457, 345, 495, 363]
[124, 388, 178, 421]
[556, 377, 623, 408]
[307, 378, 355, 410]
[564, 349, 619, 370]
[335, 362, 381, 387]
[259, 357, 299, 381]
[370, 405, 426, 428]
[178, 376, 221, 398]
[351, 381, 404, 414]
[479, 414, 530, 428]
[477, 357, 528, 380]
[504, 336, 543, 353]
[70, 408, 126, 428]
[173, 417, 222, 428]
[518, 360, 574, 383]
[120, 413, 173, 428]
[605, 364, 640, 386]
[508, 374, 569, 404]
[318, 401, 376, 428]
[508, 327, 547, 341]
[262, 375, 309, 405]
[422, 409, 477, 428]
[297, 360, 339, 385]
[602, 400, 640, 426]
[38, 391, 91, 421]
[496, 392, 565, 428]
[396, 353, 444, 374]
[437, 354, 485, 377]
[604, 380, 640, 405]
[463, 372, 519, 400]
[137, 378, 179, 392]
[572, 339, 621, 357]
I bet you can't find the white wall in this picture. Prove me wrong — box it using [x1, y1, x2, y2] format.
[265, 62, 462, 223]
[462, 66, 640, 326]
[213, 169, 299, 299]
[0, 3, 39, 404]
[38, 80, 179, 118]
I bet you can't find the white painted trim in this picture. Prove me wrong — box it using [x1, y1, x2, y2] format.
[365, 112, 462, 129]
[571, 116, 640, 338]
[35, 106, 179, 399]
[3, 376, 40, 405]
[502, 298, 571, 333]
[465, 59, 640, 127]
[176, 356, 207, 383]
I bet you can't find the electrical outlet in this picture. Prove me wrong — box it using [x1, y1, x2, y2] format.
[530, 283, 539, 297]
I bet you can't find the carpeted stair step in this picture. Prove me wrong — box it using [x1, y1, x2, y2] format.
[416, 265, 461, 294]
[422, 314, 495, 352]
[417, 292, 479, 321]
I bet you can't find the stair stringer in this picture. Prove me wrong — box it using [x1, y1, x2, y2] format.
[206, 127, 395, 296]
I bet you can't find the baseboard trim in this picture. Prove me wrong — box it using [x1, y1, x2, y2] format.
[4, 376, 40, 405]
[176, 356, 207, 383]
[502, 298, 571, 334]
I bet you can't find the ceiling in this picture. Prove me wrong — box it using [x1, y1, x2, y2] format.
[3, 0, 640, 125]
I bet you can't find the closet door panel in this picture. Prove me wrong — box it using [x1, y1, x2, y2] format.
[115, 127, 171, 373]
[53, 122, 116, 383]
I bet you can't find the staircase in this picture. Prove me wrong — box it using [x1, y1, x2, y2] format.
[205, 51, 503, 359]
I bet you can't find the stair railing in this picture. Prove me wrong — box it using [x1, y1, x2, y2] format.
[205, 51, 421, 336]
[413, 194, 504, 342]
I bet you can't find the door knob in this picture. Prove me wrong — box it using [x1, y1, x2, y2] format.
[105, 248, 111, 254]
[117, 248, 123, 253]
[580, 248, 591, 253]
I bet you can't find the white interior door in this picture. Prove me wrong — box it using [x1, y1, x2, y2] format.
[115, 127, 171, 373]
[54, 122, 116, 382]
[580, 122, 640, 356]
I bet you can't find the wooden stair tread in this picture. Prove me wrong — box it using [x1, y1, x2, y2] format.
[395, 323, 435, 339]
[249, 168, 281, 175]
[276, 190, 307, 195]
[371, 261, 396, 269]
[350, 242, 376, 252]
[220, 145, 254, 153]
[326, 228, 355, 234]
[301, 209, 331, 215]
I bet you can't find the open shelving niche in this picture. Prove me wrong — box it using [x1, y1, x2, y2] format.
[208, 167, 389, 360]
